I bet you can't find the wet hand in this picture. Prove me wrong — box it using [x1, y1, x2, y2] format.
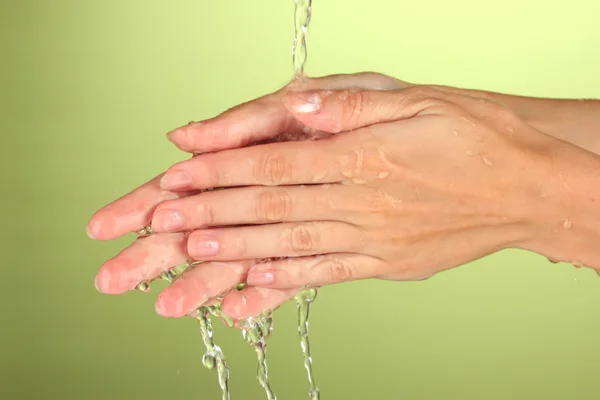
[159, 85, 596, 305]
[87, 72, 406, 320]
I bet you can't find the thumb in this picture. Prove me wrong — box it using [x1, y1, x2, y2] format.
[282, 87, 433, 133]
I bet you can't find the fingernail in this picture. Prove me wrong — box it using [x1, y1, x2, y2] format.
[86, 224, 96, 240]
[160, 169, 191, 190]
[166, 127, 184, 144]
[247, 271, 275, 286]
[286, 91, 322, 114]
[190, 234, 220, 257]
[94, 275, 100, 291]
[153, 209, 185, 231]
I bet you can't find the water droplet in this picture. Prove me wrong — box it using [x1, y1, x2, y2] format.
[160, 271, 175, 283]
[136, 226, 154, 238]
[481, 155, 493, 166]
[135, 282, 150, 292]
[452, 130, 459, 136]
[563, 218, 572, 229]
[295, 288, 319, 398]
[378, 171, 390, 179]
[202, 353, 216, 370]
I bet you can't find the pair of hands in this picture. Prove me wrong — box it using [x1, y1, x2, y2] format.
[88, 72, 597, 321]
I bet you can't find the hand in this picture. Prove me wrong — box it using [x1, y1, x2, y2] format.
[87, 72, 406, 320]
[155, 85, 600, 313]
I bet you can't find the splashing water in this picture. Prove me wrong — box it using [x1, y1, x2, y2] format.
[242, 312, 277, 400]
[132, 2, 322, 398]
[196, 306, 230, 400]
[292, 0, 313, 77]
[296, 288, 320, 400]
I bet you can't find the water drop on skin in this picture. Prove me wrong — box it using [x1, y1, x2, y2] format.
[136, 226, 154, 238]
[563, 218, 572, 229]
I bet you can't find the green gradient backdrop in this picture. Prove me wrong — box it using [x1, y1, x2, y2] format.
[3, 1, 600, 399]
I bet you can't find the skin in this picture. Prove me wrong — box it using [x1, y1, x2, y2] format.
[87, 72, 600, 320]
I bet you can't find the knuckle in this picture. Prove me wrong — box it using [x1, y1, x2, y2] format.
[322, 257, 354, 283]
[489, 102, 520, 124]
[232, 236, 248, 258]
[288, 224, 320, 254]
[402, 85, 452, 112]
[197, 158, 223, 188]
[342, 90, 366, 126]
[197, 202, 215, 227]
[254, 153, 292, 185]
[404, 85, 438, 101]
[255, 190, 292, 222]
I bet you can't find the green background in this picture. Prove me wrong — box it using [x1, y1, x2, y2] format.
[3, 1, 600, 399]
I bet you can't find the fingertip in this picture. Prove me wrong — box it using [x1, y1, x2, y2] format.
[166, 126, 188, 149]
[93, 269, 118, 294]
[86, 210, 120, 241]
[151, 207, 185, 233]
[282, 91, 323, 115]
[246, 271, 275, 287]
[282, 90, 345, 133]
[155, 292, 171, 317]
[86, 221, 97, 240]
[221, 294, 243, 318]
[166, 122, 205, 153]
[156, 283, 199, 318]
[95, 258, 137, 295]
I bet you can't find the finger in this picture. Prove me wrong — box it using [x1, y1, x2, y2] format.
[166, 95, 291, 154]
[246, 253, 387, 289]
[166, 72, 409, 154]
[281, 86, 445, 133]
[187, 222, 363, 261]
[159, 138, 347, 192]
[87, 173, 194, 241]
[155, 260, 252, 318]
[94, 233, 188, 294]
[150, 184, 356, 233]
[221, 286, 299, 320]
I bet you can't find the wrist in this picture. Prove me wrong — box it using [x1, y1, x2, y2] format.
[477, 93, 600, 156]
[517, 139, 600, 270]
[433, 83, 600, 155]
